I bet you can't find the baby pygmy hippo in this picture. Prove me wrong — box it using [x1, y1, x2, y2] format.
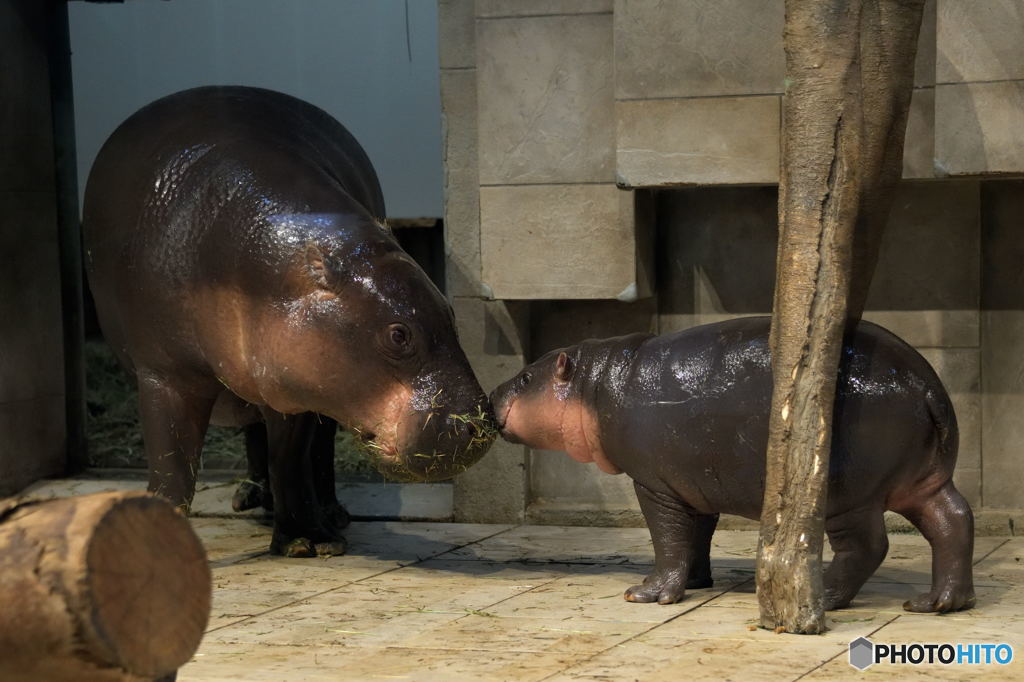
[490, 317, 974, 613]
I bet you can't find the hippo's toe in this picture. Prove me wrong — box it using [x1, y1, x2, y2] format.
[314, 539, 348, 557]
[823, 588, 853, 611]
[903, 586, 976, 613]
[271, 525, 347, 558]
[278, 537, 317, 558]
[625, 570, 687, 605]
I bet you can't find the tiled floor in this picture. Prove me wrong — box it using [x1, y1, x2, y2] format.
[176, 519, 1023, 681]
[18, 476, 1024, 680]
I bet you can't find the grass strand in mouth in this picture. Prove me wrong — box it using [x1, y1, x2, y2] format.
[352, 403, 498, 482]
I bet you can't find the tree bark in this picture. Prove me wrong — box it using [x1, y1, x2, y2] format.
[0, 492, 211, 681]
[757, 0, 925, 634]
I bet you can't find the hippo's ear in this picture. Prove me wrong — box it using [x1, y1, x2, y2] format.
[555, 352, 574, 382]
[305, 242, 338, 290]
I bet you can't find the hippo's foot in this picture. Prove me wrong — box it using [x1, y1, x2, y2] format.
[232, 478, 273, 513]
[903, 584, 976, 613]
[271, 530, 347, 558]
[625, 569, 687, 605]
[823, 589, 853, 611]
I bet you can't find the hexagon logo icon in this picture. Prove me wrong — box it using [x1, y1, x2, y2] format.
[849, 637, 875, 670]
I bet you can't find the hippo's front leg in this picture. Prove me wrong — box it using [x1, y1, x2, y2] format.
[626, 481, 700, 605]
[310, 417, 351, 533]
[263, 410, 347, 558]
[138, 373, 216, 513]
[233, 416, 350, 533]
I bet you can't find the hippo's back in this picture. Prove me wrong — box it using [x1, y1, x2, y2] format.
[84, 86, 383, 225]
[82, 86, 386, 369]
[601, 316, 956, 518]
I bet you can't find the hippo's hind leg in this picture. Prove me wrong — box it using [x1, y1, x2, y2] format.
[263, 410, 347, 558]
[823, 506, 889, 610]
[137, 373, 216, 513]
[231, 422, 274, 513]
[626, 481, 699, 605]
[687, 513, 718, 589]
[900, 480, 975, 613]
[310, 417, 351, 532]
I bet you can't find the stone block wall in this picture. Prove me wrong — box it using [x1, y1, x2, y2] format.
[440, 0, 530, 522]
[935, 0, 1024, 175]
[472, 1, 652, 301]
[440, 0, 1024, 525]
[981, 181, 1024, 512]
[614, 0, 784, 186]
[0, 0, 67, 495]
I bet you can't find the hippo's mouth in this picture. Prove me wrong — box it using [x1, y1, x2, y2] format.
[353, 429, 400, 462]
[355, 429, 378, 447]
[349, 404, 498, 483]
[493, 401, 512, 438]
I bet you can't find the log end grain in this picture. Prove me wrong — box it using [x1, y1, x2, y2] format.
[0, 492, 211, 681]
[85, 494, 212, 677]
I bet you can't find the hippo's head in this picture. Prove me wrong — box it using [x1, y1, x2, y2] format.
[490, 342, 625, 475]
[490, 348, 578, 451]
[261, 218, 495, 482]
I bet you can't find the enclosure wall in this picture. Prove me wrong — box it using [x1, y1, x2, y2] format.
[0, 0, 67, 495]
[442, 0, 1024, 527]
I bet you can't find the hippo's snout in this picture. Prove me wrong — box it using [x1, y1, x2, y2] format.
[360, 392, 497, 483]
[489, 382, 521, 444]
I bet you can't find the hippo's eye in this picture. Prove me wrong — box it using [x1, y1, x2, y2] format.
[384, 323, 412, 352]
[520, 372, 532, 387]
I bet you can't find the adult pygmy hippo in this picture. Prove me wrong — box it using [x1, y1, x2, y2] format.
[491, 317, 974, 613]
[84, 86, 495, 556]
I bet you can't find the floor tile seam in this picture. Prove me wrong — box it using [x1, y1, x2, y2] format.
[204, 525, 522, 633]
[533, 577, 756, 681]
[432, 570, 579, 628]
[195, 641, 580, 656]
[791, 613, 902, 680]
[208, 550, 270, 569]
[974, 538, 1012, 566]
[642, 632, 853, 646]
[435, 558, 656, 566]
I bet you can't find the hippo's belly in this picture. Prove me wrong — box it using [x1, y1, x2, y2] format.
[601, 347, 940, 519]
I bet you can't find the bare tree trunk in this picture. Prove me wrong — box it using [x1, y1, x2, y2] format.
[757, 0, 925, 634]
[0, 492, 211, 681]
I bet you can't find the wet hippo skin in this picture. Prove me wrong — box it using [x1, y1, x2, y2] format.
[491, 317, 975, 613]
[84, 86, 494, 557]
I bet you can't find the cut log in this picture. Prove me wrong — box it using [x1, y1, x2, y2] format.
[0, 491, 211, 681]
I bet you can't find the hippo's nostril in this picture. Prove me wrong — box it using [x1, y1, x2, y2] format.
[357, 430, 376, 443]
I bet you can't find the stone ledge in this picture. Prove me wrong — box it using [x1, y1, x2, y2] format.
[935, 81, 1024, 176]
[616, 96, 781, 187]
[476, 0, 612, 19]
[936, 0, 1024, 84]
[613, 0, 784, 100]
[480, 184, 649, 300]
[18, 470, 455, 521]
